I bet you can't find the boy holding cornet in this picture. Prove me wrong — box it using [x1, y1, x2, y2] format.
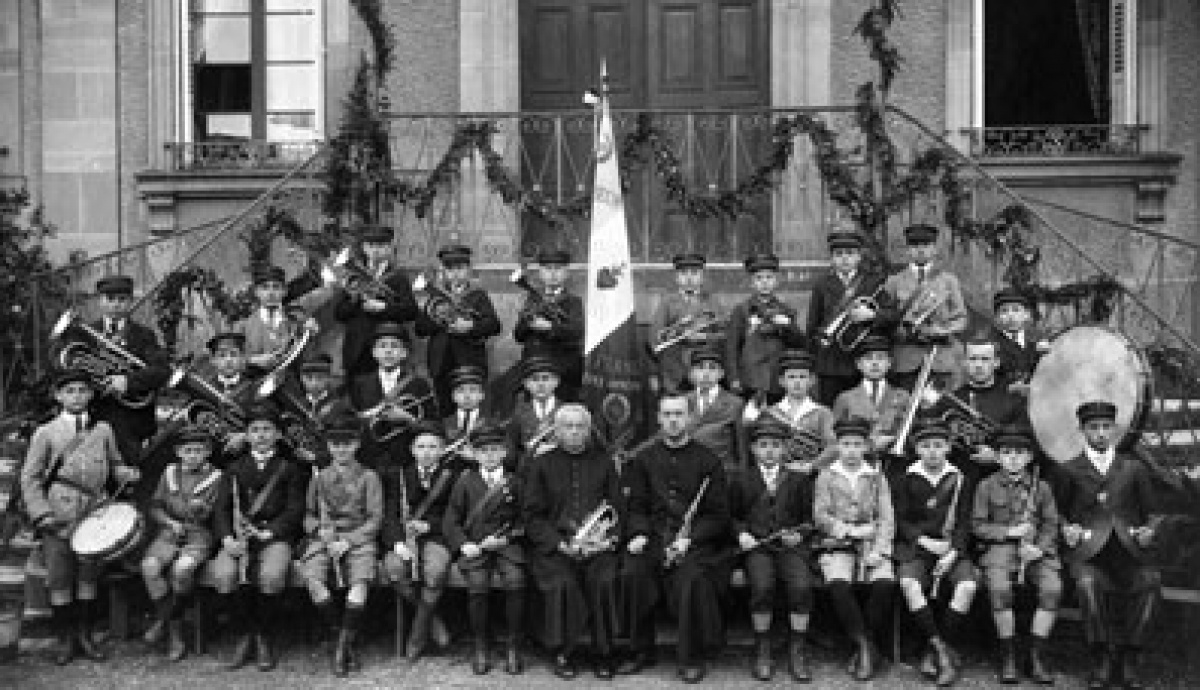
[650, 253, 725, 392]
[349, 321, 438, 470]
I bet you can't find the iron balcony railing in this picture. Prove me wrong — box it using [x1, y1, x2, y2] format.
[962, 124, 1149, 158]
[163, 140, 323, 171]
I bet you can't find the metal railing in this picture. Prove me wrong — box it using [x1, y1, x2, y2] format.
[163, 140, 323, 171]
[962, 124, 1148, 158]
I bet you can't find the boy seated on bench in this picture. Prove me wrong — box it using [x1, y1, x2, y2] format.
[442, 423, 527, 675]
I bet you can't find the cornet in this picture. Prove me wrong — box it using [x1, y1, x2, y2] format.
[569, 501, 618, 556]
[652, 311, 720, 354]
[818, 285, 883, 352]
[511, 268, 569, 325]
[364, 391, 435, 442]
[901, 280, 950, 339]
[413, 272, 481, 328]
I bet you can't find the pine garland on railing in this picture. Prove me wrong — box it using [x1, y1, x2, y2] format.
[152, 267, 251, 352]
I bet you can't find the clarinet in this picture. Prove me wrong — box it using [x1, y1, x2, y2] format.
[231, 477, 252, 585]
[930, 472, 963, 597]
[316, 476, 346, 589]
[856, 472, 882, 582]
[664, 476, 711, 568]
[1015, 466, 1042, 585]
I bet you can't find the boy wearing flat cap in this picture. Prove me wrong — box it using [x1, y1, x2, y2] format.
[238, 265, 314, 374]
[348, 322, 438, 470]
[140, 425, 222, 662]
[75, 274, 169, 493]
[683, 348, 746, 470]
[513, 248, 586, 401]
[267, 352, 352, 469]
[807, 232, 888, 406]
[893, 419, 979, 687]
[833, 335, 911, 469]
[301, 415, 382, 677]
[990, 288, 1049, 395]
[332, 223, 419, 379]
[381, 422, 465, 661]
[442, 423, 527, 675]
[211, 401, 309, 671]
[191, 331, 259, 465]
[971, 425, 1060, 685]
[814, 417, 895, 681]
[879, 224, 968, 391]
[1057, 401, 1161, 689]
[415, 245, 502, 412]
[21, 369, 136, 665]
[650, 253, 726, 393]
[761, 350, 838, 471]
[728, 420, 818, 681]
[507, 355, 565, 472]
[442, 365, 494, 464]
[725, 253, 805, 400]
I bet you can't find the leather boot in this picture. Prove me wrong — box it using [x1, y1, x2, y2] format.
[167, 619, 187, 662]
[750, 633, 773, 680]
[919, 645, 939, 679]
[51, 604, 75, 666]
[343, 606, 363, 672]
[1119, 647, 1144, 690]
[999, 638, 1018, 684]
[853, 635, 877, 681]
[472, 637, 490, 675]
[254, 633, 276, 671]
[332, 628, 350, 677]
[1088, 645, 1114, 690]
[504, 639, 524, 675]
[788, 633, 811, 682]
[431, 613, 451, 647]
[227, 634, 255, 670]
[468, 593, 490, 675]
[143, 595, 173, 645]
[405, 599, 433, 661]
[1028, 636, 1054, 685]
[74, 599, 108, 661]
[930, 636, 958, 687]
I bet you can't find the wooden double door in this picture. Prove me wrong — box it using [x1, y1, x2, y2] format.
[519, 0, 772, 263]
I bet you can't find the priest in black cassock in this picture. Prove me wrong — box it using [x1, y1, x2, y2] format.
[521, 403, 623, 680]
[624, 393, 733, 684]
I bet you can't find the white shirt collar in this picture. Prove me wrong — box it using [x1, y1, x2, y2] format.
[259, 305, 283, 326]
[907, 460, 960, 486]
[777, 396, 817, 421]
[217, 374, 241, 387]
[250, 449, 274, 467]
[1085, 446, 1115, 473]
[832, 460, 877, 485]
[534, 396, 556, 419]
[759, 463, 781, 483]
[60, 411, 88, 427]
[104, 317, 125, 332]
[910, 262, 934, 275]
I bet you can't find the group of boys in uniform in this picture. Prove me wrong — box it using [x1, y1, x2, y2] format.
[18, 221, 1168, 689]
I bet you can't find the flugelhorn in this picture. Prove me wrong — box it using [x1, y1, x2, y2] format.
[413, 272, 481, 328]
[901, 279, 950, 338]
[511, 268, 569, 325]
[327, 247, 400, 302]
[364, 391, 435, 442]
[819, 285, 883, 352]
[652, 311, 720, 354]
[167, 366, 250, 440]
[569, 501, 618, 556]
[50, 310, 155, 409]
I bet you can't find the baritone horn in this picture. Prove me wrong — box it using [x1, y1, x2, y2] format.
[51, 310, 155, 409]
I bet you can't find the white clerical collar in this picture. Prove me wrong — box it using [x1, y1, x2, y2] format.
[907, 460, 959, 486]
[759, 463, 781, 481]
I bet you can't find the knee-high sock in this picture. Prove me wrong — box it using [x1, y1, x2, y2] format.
[468, 593, 488, 641]
[342, 604, 364, 634]
[865, 580, 894, 634]
[912, 605, 940, 641]
[828, 581, 865, 638]
[505, 590, 525, 642]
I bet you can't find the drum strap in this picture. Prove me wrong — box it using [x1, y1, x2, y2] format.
[412, 468, 454, 521]
[462, 477, 508, 536]
[41, 421, 100, 494]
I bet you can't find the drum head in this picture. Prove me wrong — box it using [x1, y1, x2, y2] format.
[70, 502, 141, 557]
[1028, 326, 1150, 464]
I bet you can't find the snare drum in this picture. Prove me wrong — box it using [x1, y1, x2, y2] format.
[69, 502, 146, 563]
[1027, 326, 1150, 464]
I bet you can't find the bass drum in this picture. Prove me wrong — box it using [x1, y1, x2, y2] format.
[1028, 325, 1151, 464]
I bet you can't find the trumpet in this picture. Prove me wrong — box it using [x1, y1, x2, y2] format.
[511, 268, 570, 325]
[50, 311, 155, 409]
[413, 272, 482, 328]
[569, 501, 618, 557]
[652, 311, 721, 354]
[364, 391, 435, 442]
[819, 285, 884, 352]
[324, 247, 400, 302]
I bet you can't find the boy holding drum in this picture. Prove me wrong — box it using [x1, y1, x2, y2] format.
[20, 369, 138, 664]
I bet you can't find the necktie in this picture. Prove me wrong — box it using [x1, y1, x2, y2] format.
[75, 415, 84, 433]
[460, 411, 470, 434]
[421, 467, 434, 485]
[1009, 331, 1023, 348]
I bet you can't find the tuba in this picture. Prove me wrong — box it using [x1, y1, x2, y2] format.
[511, 268, 569, 325]
[51, 311, 155, 409]
[652, 310, 720, 354]
[569, 501, 618, 556]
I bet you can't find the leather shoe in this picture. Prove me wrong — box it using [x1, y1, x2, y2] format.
[552, 653, 578, 680]
[919, 646, 939, 679]
[227, 634, 255, 670]
[680, 663, 707, 684]
[1119, 648, 1144, 690]
[616, 650, 655, 675]
[1088, 649, 1114, 690]
[1000, 640, 1019, 684]
[751, 635, 773, 681]
[75, 632, 107, 661]
[1028, 644, 1054, 685]
[471, 640, 490, 675]
[504, 642, 523, 675]
[854, 638, 877, 681]
[143, 618, 167, 646]
[52, 634, 74, 666]
[931, 637, 958, 687]
[254, 633, 276, 671]
[788, 635, 810, 682]
[167, 620, 187, 662]
[594, 656, 616, 680]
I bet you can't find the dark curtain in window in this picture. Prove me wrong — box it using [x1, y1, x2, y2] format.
[985, 0, 1105, 126]
[1074, 0, 1111, 122]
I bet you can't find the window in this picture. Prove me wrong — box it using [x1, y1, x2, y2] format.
[181, 0, 322, 143]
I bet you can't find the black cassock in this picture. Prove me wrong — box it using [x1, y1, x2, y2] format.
[521, 444, 622, 655]
[625, 438, 732, 665]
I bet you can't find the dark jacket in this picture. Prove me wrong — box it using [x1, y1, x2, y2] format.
[805, 270, 887, 377]
[442, 467, 524, 562]
[214, 446, 309, 543]
[727, 465, 815, 546]
[521, 444, 621, 556]
[82, 318, 170, 441]
[513, 290, 585, 383]
[625, 439, 731, 552]
[724, 295, 806, 393]
[892, 462, 971, 562]
[332, 264, 419, 375]
[415, 285, 502, 376]
[1056, 451, 1158, 565]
